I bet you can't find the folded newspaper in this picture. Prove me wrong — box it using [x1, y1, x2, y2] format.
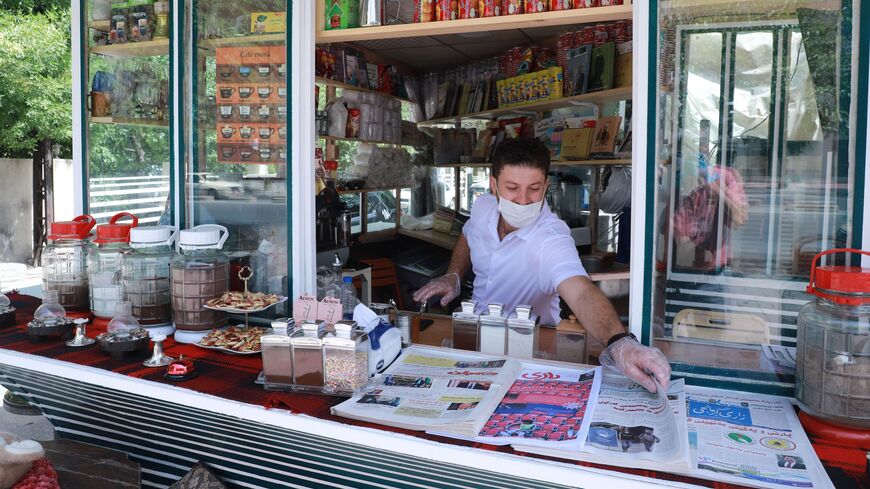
[517, 374, 836, 489]
[331, 346, 602, 443]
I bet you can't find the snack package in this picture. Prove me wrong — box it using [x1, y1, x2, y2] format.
[128, 0, 154, 42]
[415, 0, 435, 22]
[524, 0, 547, 13]
[458, 0, 478, 18]
[109, 1, 129, 44]
[436, 0, 458, 20]
[502, 0, 523, 14]
[550, 0, 572, 9]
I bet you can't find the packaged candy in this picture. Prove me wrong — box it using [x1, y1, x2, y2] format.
[550, 0, 572, 9]
[524, 0, 547, 13]
[436, 0, 458, 20]
[415, 0, 435, 21]
[502, 0, 523, 14]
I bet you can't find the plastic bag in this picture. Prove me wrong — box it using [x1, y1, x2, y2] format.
[599, 167, 632, 213]
[326, 97, 348, 138]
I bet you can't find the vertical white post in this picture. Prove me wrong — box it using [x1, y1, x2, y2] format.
[291, 0, 317, 298]
[71, 0, 84, 215]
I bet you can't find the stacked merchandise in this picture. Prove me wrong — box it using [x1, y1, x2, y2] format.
[316, 46, 408, 100]
[107, 0, 163, 44]
[557, 19, 632, 96]
[216, 46, 288, 165]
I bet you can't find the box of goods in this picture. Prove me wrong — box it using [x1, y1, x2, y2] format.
[614, 40, 632, 88]
[542, 66, 563, 101]
[560, 127, 594, 159]
[325, 0, 360, 30]
[598, 0, 623, 5]
[575, 0, 598, 7]
[550, 0, 573, 9]
[436, 0, 458, 20]
[128, 0, 154, 42]
[480, 0, 499, 16]
[251, 12, 285, 34]
[414, 0, 436, 22]
[503, 0, 523, 14]
[109, 1, 129, 44]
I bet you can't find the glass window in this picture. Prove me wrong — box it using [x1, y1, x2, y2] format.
[460, 167, 491, 214]
[86, 1, 171, 225]
[650, 2, 861, 389]
[186, 0, 288, 315]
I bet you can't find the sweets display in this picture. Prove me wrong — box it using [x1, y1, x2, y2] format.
[205, 291, 282, 311]
[198, 326, 268, 353]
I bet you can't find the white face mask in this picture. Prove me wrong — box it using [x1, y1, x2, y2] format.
[496, 190, 544, 229]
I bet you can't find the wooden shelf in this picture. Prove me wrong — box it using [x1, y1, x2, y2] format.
[319, 135, 403, 146]
[316, 77, 412, 103]
[91, 116, 169, 127]
[417, 86, 632, 126]
[398, 228, 458, 251]
[91, 39, 169, 58]
[316, 5, 632, 43]
[337, 186, 414, 195]
[553, 158, 631, 166]
[90, 20, 110, 32]
[199, 34, 285, 51]
[431, 163, 491, 168]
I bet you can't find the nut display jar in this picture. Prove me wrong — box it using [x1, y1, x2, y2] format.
[170, 225, 229, 344]
[27, 290, 75, 341]
[96, 301, 150, 359]
[88, 212, 139, 319]
[796, 248, 870, 429]
[290, 320, 327, 391]
[323, 320, 370, 395]
[42, 214, 96, 311]
[122, 226, 176, 336]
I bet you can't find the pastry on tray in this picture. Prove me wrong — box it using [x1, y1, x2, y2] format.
[197, 326, 268, 353]
[205, 291, 281, 311]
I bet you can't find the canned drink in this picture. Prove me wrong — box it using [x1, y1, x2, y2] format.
[395, 313, 411, 346]
[580, 26, 595, 44]
[594, 23, 610, 45]
[346, 108, 361, 138]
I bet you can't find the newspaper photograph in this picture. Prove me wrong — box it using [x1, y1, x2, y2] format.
[430, 363, 602, 449]
[331, 346, 521, 434]
[686, 387, 834, 489]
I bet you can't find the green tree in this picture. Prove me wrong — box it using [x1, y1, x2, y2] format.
[0, 8, 72, 158]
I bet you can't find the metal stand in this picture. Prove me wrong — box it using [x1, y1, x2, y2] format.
[143, 334, 174, 367]
[66, 318, 95, 347]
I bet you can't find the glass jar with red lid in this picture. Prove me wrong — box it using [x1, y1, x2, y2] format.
[42, 214, 96, 311]
[796, 248, 870, 428]
[87, 212, 139, 319]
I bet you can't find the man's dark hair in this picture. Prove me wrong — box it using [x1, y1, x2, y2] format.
[491, 138, 551, 179]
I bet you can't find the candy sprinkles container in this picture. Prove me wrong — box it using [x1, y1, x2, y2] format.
[323, 321, 370, 395]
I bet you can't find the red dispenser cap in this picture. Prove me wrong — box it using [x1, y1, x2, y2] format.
[47, 215, 96, 241]
[93, 212, 139, 244]
[806, 249, 870, 306]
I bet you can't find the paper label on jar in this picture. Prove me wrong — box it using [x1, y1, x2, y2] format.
[294, 294, 318, 321]
[318, 296, 341, 324]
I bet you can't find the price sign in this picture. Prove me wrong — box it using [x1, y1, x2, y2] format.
[293, 294, 318, 321]
[317, 297, 342, 324]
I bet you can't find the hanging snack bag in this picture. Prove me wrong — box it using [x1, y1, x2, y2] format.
[436, 0, 458, 20]
[415, 0, 435, 22]
[128, 0, 154, 42]
[109, 1, 129, 44]
[502, 0, 523, 14]
[524, 0, 547, 13]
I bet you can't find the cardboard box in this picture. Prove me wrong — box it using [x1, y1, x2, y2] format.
[251, 12, 285, 34]
[614, 40, 632, 88]
[325, 0, 360, 30]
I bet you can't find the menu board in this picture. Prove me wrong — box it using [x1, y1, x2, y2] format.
[215, 46, 287, 165]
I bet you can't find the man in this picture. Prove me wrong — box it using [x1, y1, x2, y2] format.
[413, 139, 670, 393]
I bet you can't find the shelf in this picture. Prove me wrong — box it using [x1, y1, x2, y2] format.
[316, 77, 412, 103]
[90, 20, 110, 32]
[91, 116, 169, 127]
[397, 228, 458, 251]
[199, 34, 285, 51]
[91, 39, 169, 58]
[553, 158, 631, 166]
[337, 186, 414, 195]
[417, 86, 632, 126]
[316, 5, 632, 44]
[319, 135, 403, 146]
[431, 163, 491, 168]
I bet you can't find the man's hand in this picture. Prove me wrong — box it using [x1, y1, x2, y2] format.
[412, 272, 461, 307]
[599, 337, 671, 393]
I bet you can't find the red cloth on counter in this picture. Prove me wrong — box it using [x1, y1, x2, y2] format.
[0, 292, 762, 489]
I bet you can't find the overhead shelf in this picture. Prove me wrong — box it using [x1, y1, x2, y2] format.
[316, 77, 413, 103]
[553, 158, 631, 166]
[91, 39, 169, 58]
[90, 20, 110, 32]
[315, 4, 632, 43]
[319, 135, 404, 146]
[417, 86, 632, 126]
[397, 228, 458, 251]
[199, 34, 286, 51]
[337, 185, 415, 195]
[91, 116, 169, 127]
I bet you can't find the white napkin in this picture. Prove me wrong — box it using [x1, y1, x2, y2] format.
[353, 303, 380, 333]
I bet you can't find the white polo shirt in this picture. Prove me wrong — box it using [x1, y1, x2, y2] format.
[462, 194, 587, 325]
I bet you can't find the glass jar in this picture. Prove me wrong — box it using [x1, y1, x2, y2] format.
[452, 301, 480, 351]
[323, 320, 369, 394]
[262, 333, 293, 387]
[34, 290, 66, 322]
[97, 301, 150, 357]
[0, 291, 15, 327]
[42, 214, 95, 311]
[27, 290, 75, 341]
[123, 226, 176, 334]
[290, 320, 326, 390]
[795, 249, 870, 429]
[170, 225, 229, 344]
[506, 305, 538, 359]
[479, 303, 507, 355]
[88, 212, 138, 318]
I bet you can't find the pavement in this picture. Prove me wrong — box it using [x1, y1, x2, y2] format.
[0, 385, 56, 441]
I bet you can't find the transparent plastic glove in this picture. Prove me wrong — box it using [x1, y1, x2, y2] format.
[412, 272, 460, 307]
[599, 336, 671, 393]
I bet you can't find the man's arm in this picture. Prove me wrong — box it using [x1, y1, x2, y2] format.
[411, 234, 472, 306]
[557, 275, 671, 393]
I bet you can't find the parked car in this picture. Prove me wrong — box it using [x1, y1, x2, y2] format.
[191, 173, 247, 200]
[342, 191, 397, 229]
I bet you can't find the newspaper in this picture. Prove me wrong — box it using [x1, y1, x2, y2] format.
[430, 362, 602, 451]
[517, 378, 835, 489]
[331, 346, 521, 436]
